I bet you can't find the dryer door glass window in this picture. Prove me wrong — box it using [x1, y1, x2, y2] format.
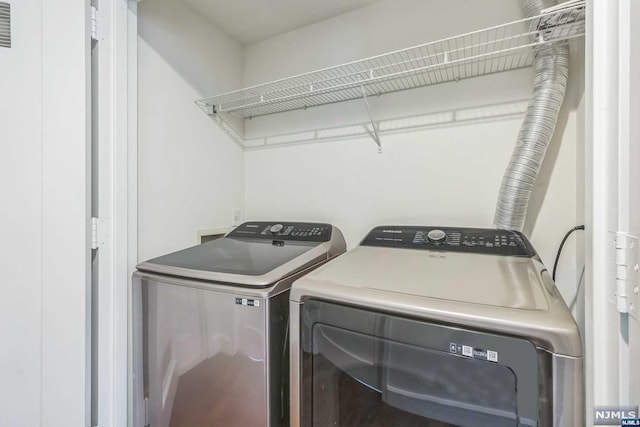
[304, 324, 519, 427]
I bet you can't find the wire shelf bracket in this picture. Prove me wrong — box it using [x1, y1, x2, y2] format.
[196, 0, 585, 150]
[360, 84, 382, 152]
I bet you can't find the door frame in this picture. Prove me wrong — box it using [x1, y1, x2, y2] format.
[586, 0, 640, 422]
[92, 1, 138, 426]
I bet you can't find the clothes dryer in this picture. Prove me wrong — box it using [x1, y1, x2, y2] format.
[290, 225, 583, 427]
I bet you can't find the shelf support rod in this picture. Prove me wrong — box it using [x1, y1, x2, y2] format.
[212, 113, 245, 149]
[360, 84, 382, 153]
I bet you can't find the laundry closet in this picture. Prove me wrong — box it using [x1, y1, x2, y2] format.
[133, 0, 589, 426]
[115, 0, 640, 426]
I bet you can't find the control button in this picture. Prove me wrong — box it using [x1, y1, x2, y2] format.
[270, 224, 284, 234]
[427, 229, 447, 243]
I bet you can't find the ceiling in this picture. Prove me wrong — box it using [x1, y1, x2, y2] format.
[180, 0, 383, 45]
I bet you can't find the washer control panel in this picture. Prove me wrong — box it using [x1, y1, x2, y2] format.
[361, 226, 535, 257]
[227, 221, 333, 243]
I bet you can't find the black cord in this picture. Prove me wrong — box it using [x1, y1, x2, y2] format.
[552, 225, 585, 281]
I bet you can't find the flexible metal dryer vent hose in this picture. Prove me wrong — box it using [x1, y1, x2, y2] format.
[494, 0, 569, 231]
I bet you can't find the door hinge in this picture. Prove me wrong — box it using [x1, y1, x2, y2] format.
[612, 232, 640, 319]
[91, 5, 98, 41]
[91, 217, 110, 250]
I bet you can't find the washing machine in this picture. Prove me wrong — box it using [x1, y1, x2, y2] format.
[131, 221, 346, 427]
[290, 225, 583, 427]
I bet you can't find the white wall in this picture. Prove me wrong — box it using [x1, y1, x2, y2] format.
[137, 0, 245, 261]
[0, 1, 91, 426]
[244, 0, 523, 83]
[243, 0, 585, 310]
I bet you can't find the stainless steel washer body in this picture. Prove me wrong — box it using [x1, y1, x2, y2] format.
[290, 225, 583, 427]
[131, 221, 346, 427]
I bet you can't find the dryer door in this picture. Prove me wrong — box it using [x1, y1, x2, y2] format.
[300, 300, 542, 427]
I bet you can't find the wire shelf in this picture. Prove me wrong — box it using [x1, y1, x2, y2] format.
[196, 0, 584, 124]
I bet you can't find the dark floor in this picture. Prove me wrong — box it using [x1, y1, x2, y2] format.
[169, 353, 266, 427]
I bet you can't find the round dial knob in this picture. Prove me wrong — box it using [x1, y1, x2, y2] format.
[270, 224, 284, 234]
[427, 229, 447, 243]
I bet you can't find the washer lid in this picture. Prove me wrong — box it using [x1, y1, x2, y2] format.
[137, 221, 342, 287]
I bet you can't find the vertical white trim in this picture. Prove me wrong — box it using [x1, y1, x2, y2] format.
[617, 0, 631, 231]
[587, 0, 640, 421]
[92, 1, 137, 427]
[586, 0, 620, 419]
[95, 1, 115, 426]
[119, 1, 138, 426]
[126, 1, 139, 426]
[615, 0, 640, 406]
[616, 0, 632, 403]
[627, 0, 640, 408]
[41, 0, 92, 426]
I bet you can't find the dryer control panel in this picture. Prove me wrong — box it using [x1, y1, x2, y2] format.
[361, 226, 536, 257]
[228, 221, 333, 243]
